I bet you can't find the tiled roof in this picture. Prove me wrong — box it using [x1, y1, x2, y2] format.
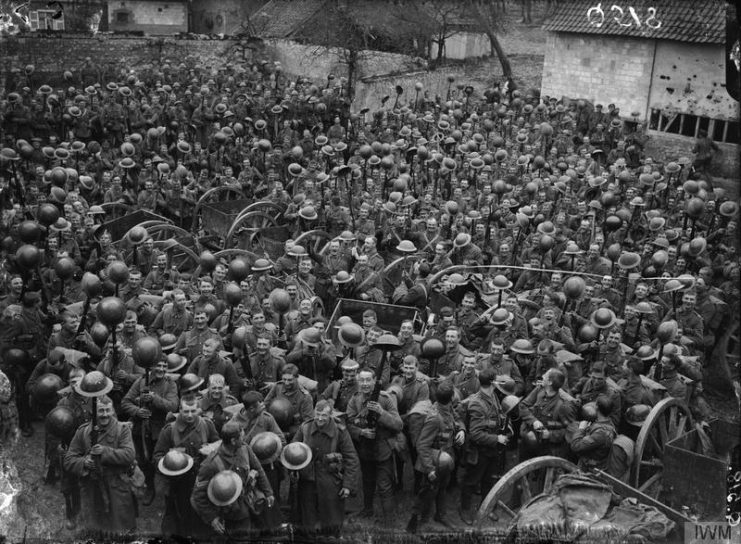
[542, 0, 726, 44]
[252, 0, 325, 38]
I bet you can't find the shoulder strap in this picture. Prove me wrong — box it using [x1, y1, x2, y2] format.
[170, 423, 181, 447]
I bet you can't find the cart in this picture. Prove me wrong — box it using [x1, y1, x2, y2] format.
[190, 186, 289, 251]
[324, 298, 422, 348]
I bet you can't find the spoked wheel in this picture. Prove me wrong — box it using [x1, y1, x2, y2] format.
[153, 238, 200, 271]
[293, 230, 332, 256]
[224, 212, 278, 247]
[233, 201, 286, 223]
[632, 397, 693, 496]
[475, 456, 578, 529]
[190, 186, 244, 233]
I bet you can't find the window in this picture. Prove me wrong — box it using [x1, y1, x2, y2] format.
[648, 108, 738, 144]
[116, 11, 130, 24]
[29, 10, 65, 31]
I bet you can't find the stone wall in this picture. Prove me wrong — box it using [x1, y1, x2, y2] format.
[541, 33, 654, 121]
[1, 34, 251, 84]
[645, 131, 740, 195]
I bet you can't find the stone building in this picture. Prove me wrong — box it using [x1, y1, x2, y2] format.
[541, 0, 739, 177]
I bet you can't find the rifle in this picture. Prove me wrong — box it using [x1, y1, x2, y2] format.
[140, 369, 152, 463]
[365, 336, 401, 430]
[89, 396, 111, 514]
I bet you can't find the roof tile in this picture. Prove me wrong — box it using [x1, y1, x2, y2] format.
[542, 0, 725, 44]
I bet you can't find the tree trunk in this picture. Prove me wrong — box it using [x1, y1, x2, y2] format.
[486, 29, 512, 80]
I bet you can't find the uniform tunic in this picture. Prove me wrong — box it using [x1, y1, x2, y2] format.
[64, 419, 137, 534]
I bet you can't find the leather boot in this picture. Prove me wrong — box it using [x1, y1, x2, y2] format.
[406, 514, 418, 534]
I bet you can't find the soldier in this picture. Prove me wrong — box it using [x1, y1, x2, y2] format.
[477, 340, 525, 395]
[121, 358, 178, 504]
[263, 364, 313, 441]
[435, 328, 471, 378]
[230, 390, 286, 527]
[27, 348, 77, 418]
[458, 368, 512, 525]
[662, 291, 704, 351]
[346, 368, 403, 522]
[292, 400, 360, 537]
[519, 368, 576, 461]
[191, 421, 275, 539]
[64, 394, 137, 535]
[406, 381, 464, 532]
[199, 373, 239, 434]
[571, 362, 623, 427]
[54, 368, 91, 530]
[153, 395, 219, 539]
[618, 355, 657, 411]
[48, 310, 102, 359]
[240, 333, 284, 392]
[96, 345, 145, 412]
[452, 354, 479, 400]
[569, 396, 617, 471]
[150, 289, 193, 338]
[186, 338, 241, 397]
[598, 329, 629, 381]
[389, 320, 422, 376]
[285, 327, 336, 394]
[390, 355, 429, 492]
[320, 358, 360, 413]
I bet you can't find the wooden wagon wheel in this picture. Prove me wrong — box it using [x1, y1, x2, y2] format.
[224, 212, 278, 248]
[213, 249, 261, 263]
[293, 230, 332, 256]
[99, 201, 133, 218]
[632, 397, 693, 495]
[476, 456, 578, 529]
[190, 186, 244, 233]
[152, 238, 200, 270]
[233, 201, 287, 224]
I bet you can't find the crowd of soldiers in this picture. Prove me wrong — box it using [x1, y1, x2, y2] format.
[0, 56, 739, 541]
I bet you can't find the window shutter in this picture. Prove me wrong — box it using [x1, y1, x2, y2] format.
[53, 14, 65, 31]
[29, 10, 39, 31]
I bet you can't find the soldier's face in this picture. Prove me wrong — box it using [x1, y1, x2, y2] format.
[682, 294, 696, 309]
[282, 373, 297, 390]
[358, 371, 375, 395]
[256, 338, 270, 353]
[402, 362, 416, 379]
[181, 401, 198, 423]
[202, 339, 218, 357]
[194, 312, 208, 328]
[208, 381, 224, 399]
[315, 406, 332, 427]
[252, 314, 265, 327]
[399, 322, 413, 338]
[97, 402, 114, 427]
[445, 330, 459, 348]
[607, 332, 621, 347]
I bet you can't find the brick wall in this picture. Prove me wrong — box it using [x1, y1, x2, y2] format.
[649, 42, 738, 121]
[645, 131, 740, 195]
[108, 0, 187, 34]
[541, 33, 653, 120]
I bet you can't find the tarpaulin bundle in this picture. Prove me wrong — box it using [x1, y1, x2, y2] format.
[511, 471, 675, 542]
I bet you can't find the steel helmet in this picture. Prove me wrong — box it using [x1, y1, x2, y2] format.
[250, 432, 283, 465]
[625, 404, 651, 427]
[268, 397, 294, 430]
[45, 405, 78, 442]
[207, 470, 243, 506]
[158, 449, 194, 476]
[280, 441, 312, 470]
[75, 370, 113, 398]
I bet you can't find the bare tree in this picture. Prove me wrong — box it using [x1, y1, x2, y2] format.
[467, 0, 513, 79]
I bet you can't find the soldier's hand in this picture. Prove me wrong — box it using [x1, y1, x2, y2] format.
[90, 444, 104, 456]
[579, 420, 590, 430]
[496, 434, 509, 445]
[141, 392, 154, 403]
[428, 470, 437, 482]
[532, 420, 544, 431]
[83, 456, 96, 470]
[137, 408, 152, 419]
[115, 370, 127, 381]
[361, 428, 376, 439]
[266, 495, 275, 508]
[366, 401, 382, 414]
[541, 429, 551, 440]
[211, 518, 226, 535]
[455, 430, 466, 446]
[338, 488, 350, 499]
